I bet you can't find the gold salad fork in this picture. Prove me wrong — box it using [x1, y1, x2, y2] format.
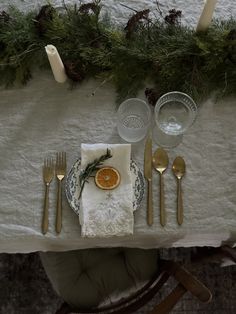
[55, 152, 67, 234]
[42, 157, 54, 234]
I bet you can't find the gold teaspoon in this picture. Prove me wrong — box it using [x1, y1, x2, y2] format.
[152, 148, 169, 226]
[172, 157, 186, 225]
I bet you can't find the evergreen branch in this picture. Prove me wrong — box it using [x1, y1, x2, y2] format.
[78, 149, 112, 199]
[0, 3, 236, 101]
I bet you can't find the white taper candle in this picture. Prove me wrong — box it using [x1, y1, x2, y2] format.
[196, 0, 217, 32]
[45, 45, 67, 83]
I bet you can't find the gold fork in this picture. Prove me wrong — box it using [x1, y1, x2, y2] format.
[55, 152, 67, 234]
[42, 157, 54, 234]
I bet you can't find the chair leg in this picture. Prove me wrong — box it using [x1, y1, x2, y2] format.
[161, 260, 212, 303]
[149, 260, 212, 314]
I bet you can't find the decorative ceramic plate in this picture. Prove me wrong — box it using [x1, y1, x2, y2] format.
[65, 159, 144, 216]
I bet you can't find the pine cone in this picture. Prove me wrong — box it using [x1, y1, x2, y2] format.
[125, 9, 150, 39]
[145, 88, 160, 106]
[0, 10, 9, 24]
[164, 9, 182, 25]
[79, 3, 99, 15]
[34, 5, 55, 36]
[64, 61, 86, 82]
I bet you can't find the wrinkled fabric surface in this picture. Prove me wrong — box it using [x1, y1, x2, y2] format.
[0, 0, 236, 253]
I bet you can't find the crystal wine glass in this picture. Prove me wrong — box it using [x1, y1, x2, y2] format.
[154, 92, 198, 148]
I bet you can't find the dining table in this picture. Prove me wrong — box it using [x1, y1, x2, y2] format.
[0, 0, 236, 254]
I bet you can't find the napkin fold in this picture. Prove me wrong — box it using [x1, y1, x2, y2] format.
[80, 143, 134, 237]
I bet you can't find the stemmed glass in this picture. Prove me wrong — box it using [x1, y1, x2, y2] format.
[153, 92, 198, 148]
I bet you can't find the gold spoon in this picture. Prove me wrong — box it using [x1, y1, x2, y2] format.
[172, 157, 186, 225]
[152, 148, 169, 226]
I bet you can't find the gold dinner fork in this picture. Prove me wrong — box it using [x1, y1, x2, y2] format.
[42, 157, 54, 234]
[55, 152, 67, 234]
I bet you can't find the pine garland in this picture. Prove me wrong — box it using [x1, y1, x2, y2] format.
[0, 1, 236, 103]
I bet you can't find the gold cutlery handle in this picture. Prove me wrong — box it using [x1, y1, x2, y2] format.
[56, 179, 62, 233]
[147, 179, 153, 226]
[160, 173, 165, 226]
[42, 184, 49, 234]
[177, 178, 183, 225]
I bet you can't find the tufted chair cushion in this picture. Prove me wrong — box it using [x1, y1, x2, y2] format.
[40, 248, 159, 310]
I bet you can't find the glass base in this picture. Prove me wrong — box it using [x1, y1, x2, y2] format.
[153, 125, 183, 148]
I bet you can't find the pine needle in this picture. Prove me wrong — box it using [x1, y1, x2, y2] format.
[78, 149, 112, 199]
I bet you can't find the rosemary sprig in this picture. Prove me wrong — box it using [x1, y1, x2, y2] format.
[78, 148, 112, 199]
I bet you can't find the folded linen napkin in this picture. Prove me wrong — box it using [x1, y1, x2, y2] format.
[80, 143, 134, 237]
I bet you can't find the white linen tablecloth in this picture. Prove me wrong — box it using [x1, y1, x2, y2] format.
[0, 73, 235, 253]
[0, 0, 236, 253]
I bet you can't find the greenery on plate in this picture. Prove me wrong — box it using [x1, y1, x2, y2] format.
[79, 148, 112, 199]
[0, 1, 236, 103]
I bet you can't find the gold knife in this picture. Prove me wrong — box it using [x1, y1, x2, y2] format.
[144, 135, 153, 226]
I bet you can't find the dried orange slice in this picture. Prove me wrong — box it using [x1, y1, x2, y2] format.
[95, 167, 121, 190]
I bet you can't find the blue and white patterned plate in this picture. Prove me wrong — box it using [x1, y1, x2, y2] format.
[65, 159, 145, 216]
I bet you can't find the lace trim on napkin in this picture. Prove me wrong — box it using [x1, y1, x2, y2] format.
[81, 192, 133, 237]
